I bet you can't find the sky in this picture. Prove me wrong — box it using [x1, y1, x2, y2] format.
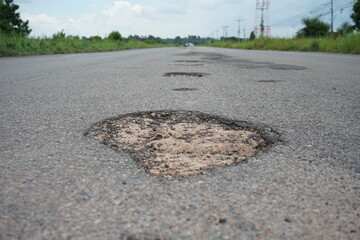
[17, 0, 355, 38]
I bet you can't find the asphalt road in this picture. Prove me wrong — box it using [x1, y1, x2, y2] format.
[0, 47, 359, 239]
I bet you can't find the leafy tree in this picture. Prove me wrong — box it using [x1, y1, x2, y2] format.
[108, 31, 122, 41]
[174, 36, 182, 44]
[351, 0, 360, 31]
[90, 35, 102, 41]
[296, 17, 330, 38]
[52, 30, 66, 39]
[249, 31, 256, 41]
[337, 22, 353, 36]
[144, 39, 154, 44]
[0, 0, 31, 36]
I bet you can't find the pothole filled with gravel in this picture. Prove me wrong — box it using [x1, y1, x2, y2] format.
[164, 72, 205, 78]
[87, 111, 278, 179]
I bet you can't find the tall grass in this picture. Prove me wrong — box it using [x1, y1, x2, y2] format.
[0, 34, 174, 57]
[2, 33, 359, 57]
[205, 34, 360, 54]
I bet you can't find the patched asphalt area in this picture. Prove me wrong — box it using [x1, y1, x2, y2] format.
[0, 47, 359, 240]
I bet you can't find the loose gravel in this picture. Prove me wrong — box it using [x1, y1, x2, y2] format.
[87, 111, 272, 178]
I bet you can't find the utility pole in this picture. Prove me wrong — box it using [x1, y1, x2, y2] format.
[216, 29, 219, 40]
[330, 0, 334, 33]
[255, 0, 270, 38]
[236, 19, 244, 43]
[222, 26, 228, 40]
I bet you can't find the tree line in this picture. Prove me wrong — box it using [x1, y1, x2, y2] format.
[1, 0, 360, 43]
[0, 0, 212, 45]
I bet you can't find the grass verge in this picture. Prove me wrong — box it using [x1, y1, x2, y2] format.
[204, 34, 360, 54]
[0, 35, 175, 57]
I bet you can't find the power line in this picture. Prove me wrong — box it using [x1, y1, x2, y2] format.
[317, 2, 353, 18]
[271, 0, 354, 27]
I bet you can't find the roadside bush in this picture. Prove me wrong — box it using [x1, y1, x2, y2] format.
[108, 31, 122, 41]
[310, 40, 320, 51]
[90, 36, 102, 41]
[204, 34, 360, 54]
[296, 17, 330, 38]
[52, 30, 66, 39]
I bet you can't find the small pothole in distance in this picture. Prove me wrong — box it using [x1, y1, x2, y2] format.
[172, 88, 198, 91]
[87, 111, 279, 179]
[174, 60, 202, 63]
[258, 80, 284, 83]
[174, 64, 205, 67]
[164, 72, 205, 78]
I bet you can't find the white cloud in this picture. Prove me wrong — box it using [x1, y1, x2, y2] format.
[193, 0, 219, 4]
[22, 13, 64, 35]
[103, 1, 156, 18]
[159, 2, 187, 15]
[22, 13, 59, 25]
[103, 1, 137, 16]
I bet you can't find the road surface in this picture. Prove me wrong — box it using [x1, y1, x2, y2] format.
[1, 47, 359, 239]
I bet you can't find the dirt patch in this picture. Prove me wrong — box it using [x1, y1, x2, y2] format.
[87, 111, 277, 179]
[164, 72, 205, 78]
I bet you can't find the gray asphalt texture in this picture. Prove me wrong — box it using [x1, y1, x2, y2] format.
[0, 47, 359, 239]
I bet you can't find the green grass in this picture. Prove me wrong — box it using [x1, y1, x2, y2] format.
[2, 33, 359, 57]
[205, 34, 360, 54]
[0, 34, 175, 57]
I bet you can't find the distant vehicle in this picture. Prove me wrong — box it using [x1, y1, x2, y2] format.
[184, 43, 194, 47]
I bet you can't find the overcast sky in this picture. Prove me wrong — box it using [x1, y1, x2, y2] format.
[17, 0, 354, 38]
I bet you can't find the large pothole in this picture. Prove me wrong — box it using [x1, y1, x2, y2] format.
[87, 111, 278, 179]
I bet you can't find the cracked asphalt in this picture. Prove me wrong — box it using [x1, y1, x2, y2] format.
[0, 47, 359, 239]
